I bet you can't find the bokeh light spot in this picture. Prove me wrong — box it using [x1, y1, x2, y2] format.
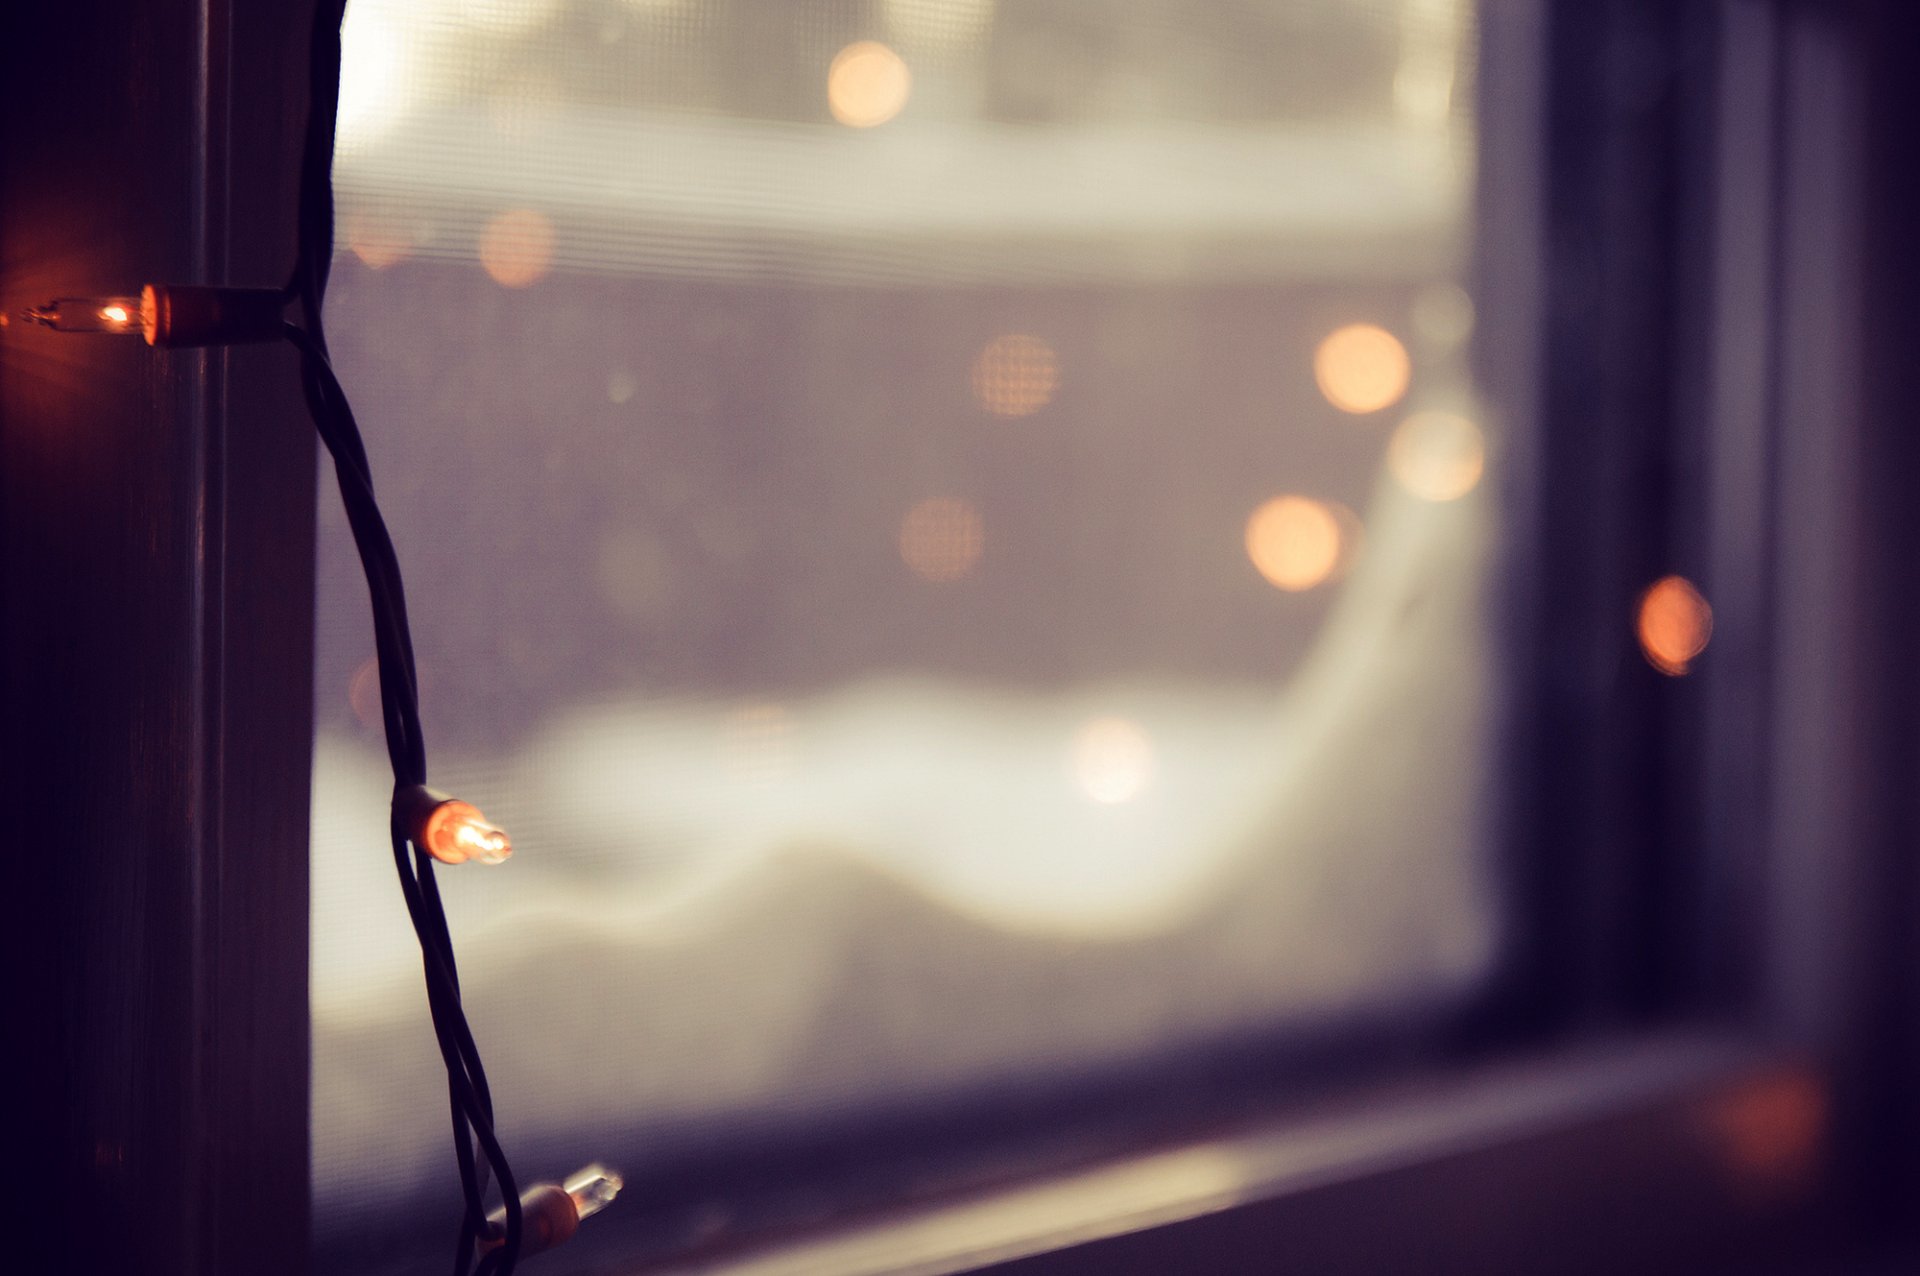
[899, 497, 983, 582]
[1637, 575, 1713, 675]
[478, 209, 556, 288]
[1412, 283, 1476, 349]
[828, 41, 911, 128]
[1388, 411, 1486, 501]
[1072, 717, 1154, 805]
[971, 333, 1059, 418]
[347, 656, 383, 732]
[1701, 1070, 1829, 1202]
[1246, 496, 1344, 592]
[344, 212, 411, 270]
[1314, 323, 1412, 415]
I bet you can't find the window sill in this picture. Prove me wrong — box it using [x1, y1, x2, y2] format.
[644, 1033, 1831, 1275]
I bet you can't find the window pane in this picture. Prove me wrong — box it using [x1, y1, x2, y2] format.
[311, 1, 1493, 1269]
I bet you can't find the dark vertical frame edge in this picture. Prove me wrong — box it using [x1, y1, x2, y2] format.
[1830, 0, 1920, 1233]
[0, 1, 316, 1272]
[1478, 0, 1699, 1036]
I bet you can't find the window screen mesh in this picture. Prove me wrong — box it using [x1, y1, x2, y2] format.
[311, 1, 1492, 1269]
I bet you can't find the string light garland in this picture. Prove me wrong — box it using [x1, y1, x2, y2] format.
[18, 2, 618, 1272]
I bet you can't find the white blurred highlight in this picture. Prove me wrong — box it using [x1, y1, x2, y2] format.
[1072, 717, 1154, 806]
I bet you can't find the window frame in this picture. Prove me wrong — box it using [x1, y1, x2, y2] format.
[2, 2, 315, 1274]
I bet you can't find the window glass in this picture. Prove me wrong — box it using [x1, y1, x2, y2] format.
[311, 1, 1492, 1269]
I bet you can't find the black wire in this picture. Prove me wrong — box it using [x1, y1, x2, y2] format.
[286, 0, 524, 1269]
[292, 314, 524, 1271]
[284, 325, 424, 775]
[292, 0, 347, 334]
[288, 334, 527, 1270]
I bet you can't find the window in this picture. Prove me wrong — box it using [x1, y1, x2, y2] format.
[8, 1, 1914, 1274]
[310, 2, 1512, 1270]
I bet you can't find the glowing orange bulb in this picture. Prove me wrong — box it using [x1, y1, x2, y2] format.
[1636, 575, 1712, 675]
[24, 295, 146, 335]
[971, 334, 1059, 417]
[828, 40, 911, 128]
[1314, 323, 1411, 415]
[420, 798, 512, 865]
[344, 211, 412, 270]
[899, 496, 984, 581]
[478, 208, 556, 288]
[1245, 496, 1345, 591]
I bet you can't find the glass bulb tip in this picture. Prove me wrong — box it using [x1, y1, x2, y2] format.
[563, 1164, 623, 1222]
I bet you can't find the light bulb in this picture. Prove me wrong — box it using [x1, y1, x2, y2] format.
[479, 1164, 624, 1258]
[23, 295, 148, 336]
[563, 1164, 623, 1222]
[396, 785, 513, 865]
[423, 800, 512, 865]
[19, 284, 287, 347]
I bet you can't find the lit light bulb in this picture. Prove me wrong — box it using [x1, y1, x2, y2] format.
[396, 785, 513, 865]
[19, 284, 287, 347]
[425, 801, 512, 865]
[23, 295, 148, 336]
[479, 1164, 623, 1257]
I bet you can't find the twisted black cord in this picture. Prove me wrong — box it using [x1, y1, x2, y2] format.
[288, 321, 525, 1273]
[285, 0, 524, 1268]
